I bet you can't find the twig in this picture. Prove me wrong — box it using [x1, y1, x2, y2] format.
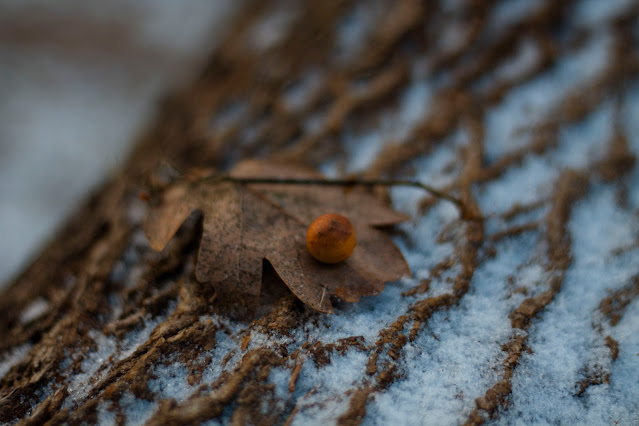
[219, 175, 475, 218]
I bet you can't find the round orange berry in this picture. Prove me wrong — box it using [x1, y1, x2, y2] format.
[306, 213, 357, 264]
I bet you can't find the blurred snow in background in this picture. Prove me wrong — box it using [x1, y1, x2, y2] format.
[0, 0, 241, 286]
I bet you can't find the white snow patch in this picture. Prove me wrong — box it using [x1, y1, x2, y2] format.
[118, 309, 174, 361]
[344, 130, 385, 173]
[291, 351, 370, 425]
[20, 298, 49, 323]
[63, 306, 173, 410]
[488, 0, 547, 31]
[334, 3, 375, 63]
[479, 156, 556, 215]
[498, 185, 639, 425]
[248, 7, 298, 51]
[414, 130, 465, 189]
[492, 38, 542, 83]
[200, 316, 246, 385]
[149, 361, 194, 403]
[481, 99, 614, 216]
[586, 299, 639, 423]
[344, 79, 434, 173]
[119, 391, 158, 426]
[0, 343, 31, 380]
[572, 0, 636, 28]
[283, 70, 324, 112]
[303, 107, 329, 136]
[484, 32, 613, 161]
[437, 18, 471, 54]
[621, 81, 639, 209]
[63, 330, 118, 408]
[437, 0, 466, 15]
[396, 80, 434, 140]
[551, 101, 614, 170]
[96, 401, 117, 425]
[394, 202, 457, 274]
[366, 231, 537, 425]
[210, 101, 249, 135]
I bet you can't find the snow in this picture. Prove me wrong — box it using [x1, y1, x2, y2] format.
[19, 298, 49, 324]
[367, 233, 537, 425]
[283, 71, 324, 112]
[480, 156, 557, 216]
[148, 361, 194, 403]
[290, 351, 371, 424]
[488, 0, 547, 31]
[498, 186, 639, 425]
[210, 102, 249, 136]
[96, 402, 118, 424]
[0, 343, 32, 380]
[248, 6, 299, 51]
[437, 18, 471, 54]
[483, 31, 613, 161]
[334, 2, 379, 63]
[62, 307, 174, 410]
[344, 78, 435, 173]
[119, 391, 158, 426]
[199, 316, 246, 384]
[572, 0, 637, 28]
[492, 38, 542, 83]
[63, 330, 118, 408]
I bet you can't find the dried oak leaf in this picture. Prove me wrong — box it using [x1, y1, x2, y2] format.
[144, 159, 410, 316]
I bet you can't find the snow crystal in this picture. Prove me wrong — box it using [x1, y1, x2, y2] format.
[149, 361, 194, 403]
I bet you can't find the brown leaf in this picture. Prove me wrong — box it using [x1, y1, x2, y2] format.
[144, 159, 410, 317]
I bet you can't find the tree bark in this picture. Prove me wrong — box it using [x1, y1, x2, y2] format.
[2, 1, 639, 424]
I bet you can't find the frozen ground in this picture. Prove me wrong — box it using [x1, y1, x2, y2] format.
[0, 0, 240, 286]
[1, 0, 638, 424]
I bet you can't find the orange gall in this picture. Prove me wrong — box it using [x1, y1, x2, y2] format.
[306, 213, 357, 264]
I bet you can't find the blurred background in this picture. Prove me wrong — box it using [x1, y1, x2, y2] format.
[0, 0, 242, 287]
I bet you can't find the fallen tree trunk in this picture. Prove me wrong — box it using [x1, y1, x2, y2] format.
[2, 0, 639, 424]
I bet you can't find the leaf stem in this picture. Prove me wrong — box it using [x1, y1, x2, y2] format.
[221, 175, 467, 214]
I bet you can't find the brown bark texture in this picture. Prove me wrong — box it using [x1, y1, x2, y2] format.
[2, 0, 639, 424]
